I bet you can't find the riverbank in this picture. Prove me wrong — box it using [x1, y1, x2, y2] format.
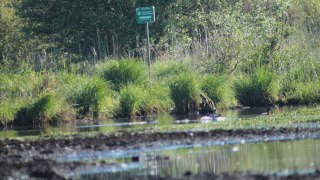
[2, 59, 320, 128]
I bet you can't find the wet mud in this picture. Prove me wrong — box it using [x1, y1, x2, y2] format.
[1, 126, 320, 179]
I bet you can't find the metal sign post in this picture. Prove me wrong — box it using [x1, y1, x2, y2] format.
[146, 22, 151, 75]
[136, 6, 155, 77]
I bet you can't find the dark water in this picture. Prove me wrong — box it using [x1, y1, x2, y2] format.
[47, 138, 320, 179]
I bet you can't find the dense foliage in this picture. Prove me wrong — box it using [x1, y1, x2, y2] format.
[1, 0, 320, 125]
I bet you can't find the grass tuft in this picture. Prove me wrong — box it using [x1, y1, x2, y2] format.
[73, 78, 110, 118]
[169, 73, 201, 114]
[119, 85, 145, 117]
[234, 67, 278, 106]
[144, 84, 174, 113]
[102, 59, 147, 90]
[14, 93, 63, 126]
[152, 60, 190, 81]
[201, 74, 237, 108]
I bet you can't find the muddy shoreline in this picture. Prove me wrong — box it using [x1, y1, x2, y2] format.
[1, 126, 320, 179]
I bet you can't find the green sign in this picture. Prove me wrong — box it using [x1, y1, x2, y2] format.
[136, 6, 155, 24]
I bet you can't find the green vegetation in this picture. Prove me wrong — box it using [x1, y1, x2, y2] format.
[119, 85, 145, 117]
[1, 0, 320, 126]
[201, 75, 237, 108]
[169, 73, 201, 114]
[14, 93, 64, 126]
[152, 61, 189, 81]
[74, 78, 110, 118]
[118, 83, 173, 117]
[102, 60, 147, 90]
[234, 67, 278, 106]
[280, 63, 320, 104]
[144, 84, 173, 113]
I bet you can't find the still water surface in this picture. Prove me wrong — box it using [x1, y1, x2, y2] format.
[0, 105, 314, 139]
[1, 106, 320, 178]
[59, 138, 320, 178]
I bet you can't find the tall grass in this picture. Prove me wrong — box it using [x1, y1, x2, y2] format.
[73, 78, 110, 118]
[151, 60, 190, 81]
[119, 85, 145, 117]
[169, 73, 201, 114]
[279, 64, 320, 104]
[0, 99, 24, 126]
[144, 84, 174, 113]
[234, 67, 278, 106]
[14, 93, 65, 126]
[201, 75, 237, 108]
[290, 82, 320, 104]
[118, 84, 174, 117]
[0, 71, 45, 99]
[102, 59, 147, 90]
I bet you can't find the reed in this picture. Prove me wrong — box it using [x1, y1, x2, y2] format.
[119, 85, 145, 117]
[169, 73, 201, 114]
[201, 74, 237, 108]
[73, 78, 110, 118]
[102, 59, 147, 90]
[14, 93, 63, 126]
[234, 67, 278, 106]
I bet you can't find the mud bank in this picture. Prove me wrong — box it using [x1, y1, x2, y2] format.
[2, 127, 320, 149]
[1, 127, 320, 179]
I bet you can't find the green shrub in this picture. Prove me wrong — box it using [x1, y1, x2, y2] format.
[14, 93, 63, 126]
[234, 67, 278, 106]
[102, 59, 147, 90]
[55, 73, 92, 100]
[279, 61, 320, 104]
[119, 84, 174, 117]
[201, 75, 237, 108]
[55, 72, 117, 118]
[144, 84, 174, 113]
[0, 99, 24, 126]
[282, 81, 320, 104]
[99, 94, 119, 118]
[152, 60, 190, 81]
[169, 73, 201, 114]
[74, 78, 109, 118]
[119, 85, 145, 117]
[0, 72, 44, 99]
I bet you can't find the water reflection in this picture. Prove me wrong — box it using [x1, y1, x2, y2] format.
[150, 138, 320, 176]
[49, 138, 320, 178]
[0, 105, 318, 139]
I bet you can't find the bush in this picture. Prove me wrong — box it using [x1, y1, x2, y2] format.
[234, 67, 278, 106]
[169, 73, 201, 114]
[14, 93, 63, 126]
[73, 78, 109, 118]
[201, 75, 237, 108]
[0, 99, 23, 126]
[144, 84, 174, 113]
[282, 81, 320, 104]
[119, 85, 145, 117]
[279, 62, 320, 104]
[151, 60, 190, 81]
[0, 72, 45, 99]
[102, 59, 147, 90]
